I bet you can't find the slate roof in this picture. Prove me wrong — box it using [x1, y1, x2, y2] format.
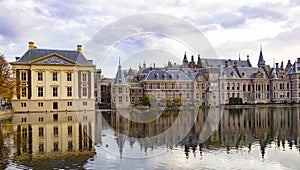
[16, 48, 91, 65]
[113, 61, 127, 85]
[137, 68, 192, 81]
[201, 58, 251, 68]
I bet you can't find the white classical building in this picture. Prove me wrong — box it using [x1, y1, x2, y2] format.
[10, 42, 95, 113]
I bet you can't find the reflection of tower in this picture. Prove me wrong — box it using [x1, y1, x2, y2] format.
[95, 111, 102, 144]
[115, 133, 125, 158]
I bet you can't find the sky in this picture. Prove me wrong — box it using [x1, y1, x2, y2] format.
[1, 0, 300, 77]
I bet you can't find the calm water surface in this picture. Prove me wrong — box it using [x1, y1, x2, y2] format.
[1, 106, 300, 169]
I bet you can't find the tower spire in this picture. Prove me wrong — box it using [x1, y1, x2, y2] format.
[258, 44, 265, 67]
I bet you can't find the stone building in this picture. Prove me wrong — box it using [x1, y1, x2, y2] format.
[10, 42, 95, 113]
[107, 46, 300, 106]
[111, 59, 130, 109]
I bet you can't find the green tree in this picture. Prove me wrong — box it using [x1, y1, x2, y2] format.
[0, 54, 15, 101]
[141, 94, 157, 106]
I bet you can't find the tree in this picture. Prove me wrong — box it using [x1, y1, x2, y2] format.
[0, 54, 15, 102]
[141, 94, 157, 106]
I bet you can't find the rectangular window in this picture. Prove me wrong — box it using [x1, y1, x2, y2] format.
[157, 83, 160, 89]
[38, 87, 43, 97]
[53, 141, 59, 151]
[53, 72, 58, 81]
[68, 126, 72, 136]
[21, 72, 26, 81]
[53, 87, 58, 97]
[38, 117, 43, 122]
[67, 101, 72, 106]
[187, 93, 190, 99]
[186, 83, 190, 89]
[82, 73, 87, 82]
[67, 87, 72, 97]
[119, 96, 122, 102]
[83, 102, 87, 106]
[39, 127, 44, 137]
[67, 116, 72, 121]
[38, 102, 43, 107]
[53, 102, 58, 109]
[118, 87, 122, 93]
[38, 72, 43, 81]
[149, 83, 152, 89]
[53, 114, 58, 121]
[68, 141, 73, 151]
[21, 87, 26, 97]
[172, 83, 175, 89]
[21, 102, 26, 107]
[53, 126, 58, 137]
[67, 73, 72, 81]
[164, 83, 168, 89]
[82, 87, 87, 96]
[39, 142, 44, 152]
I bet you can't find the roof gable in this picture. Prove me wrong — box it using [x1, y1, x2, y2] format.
[31, 53, 75, 65]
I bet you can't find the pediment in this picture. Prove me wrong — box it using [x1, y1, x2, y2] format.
[31, 53, 75, 65]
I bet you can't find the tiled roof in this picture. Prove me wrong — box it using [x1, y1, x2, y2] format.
[16, 48, 91, 65]
[201, 59, 251, 68]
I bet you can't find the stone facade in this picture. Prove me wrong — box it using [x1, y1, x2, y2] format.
[107, 47, 300, 106]
[11, 42, 95, 113]
[111, 59, 130, 109]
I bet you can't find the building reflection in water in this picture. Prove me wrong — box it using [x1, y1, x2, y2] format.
[102, 106, 300, 159]
[11, 110, 97, 169]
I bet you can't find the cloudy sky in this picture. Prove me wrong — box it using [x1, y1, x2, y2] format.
[1, 0, 300, 76]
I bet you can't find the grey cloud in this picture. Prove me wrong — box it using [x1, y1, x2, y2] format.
[213, 13, 246, 28]
[239, 5, 285, 21]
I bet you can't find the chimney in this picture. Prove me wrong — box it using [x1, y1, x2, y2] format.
[77, 45, 82, 52]
[153, 63, 155, 68]
[286, 60, 292, 69]
[28, 41, 34, 49]
[225, 60, 228, 67]
[276, 63, 279, 69]
[143, 61, 146, 68]
[280, 61, 284, 70]
[247, 55, 249, 61]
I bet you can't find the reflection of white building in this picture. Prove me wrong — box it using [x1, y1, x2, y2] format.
[12, 111, 95, 158]
[111, 59, 130, 109]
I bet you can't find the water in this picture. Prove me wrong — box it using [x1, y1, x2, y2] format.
[1, 106, 300, 169]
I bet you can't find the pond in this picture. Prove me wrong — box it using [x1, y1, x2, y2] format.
[0, 106, 300, 169]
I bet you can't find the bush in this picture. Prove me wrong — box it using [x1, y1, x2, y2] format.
[229, 97, 243, 105]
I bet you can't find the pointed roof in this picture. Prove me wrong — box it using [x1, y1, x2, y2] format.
[258, 44, 265, 67]
[197, 54, 202, 68]
[113, 57, 126, 85]
[183, 52, 188, 62]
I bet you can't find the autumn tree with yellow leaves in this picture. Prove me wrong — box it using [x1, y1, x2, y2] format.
[0, 54, 15, 102]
